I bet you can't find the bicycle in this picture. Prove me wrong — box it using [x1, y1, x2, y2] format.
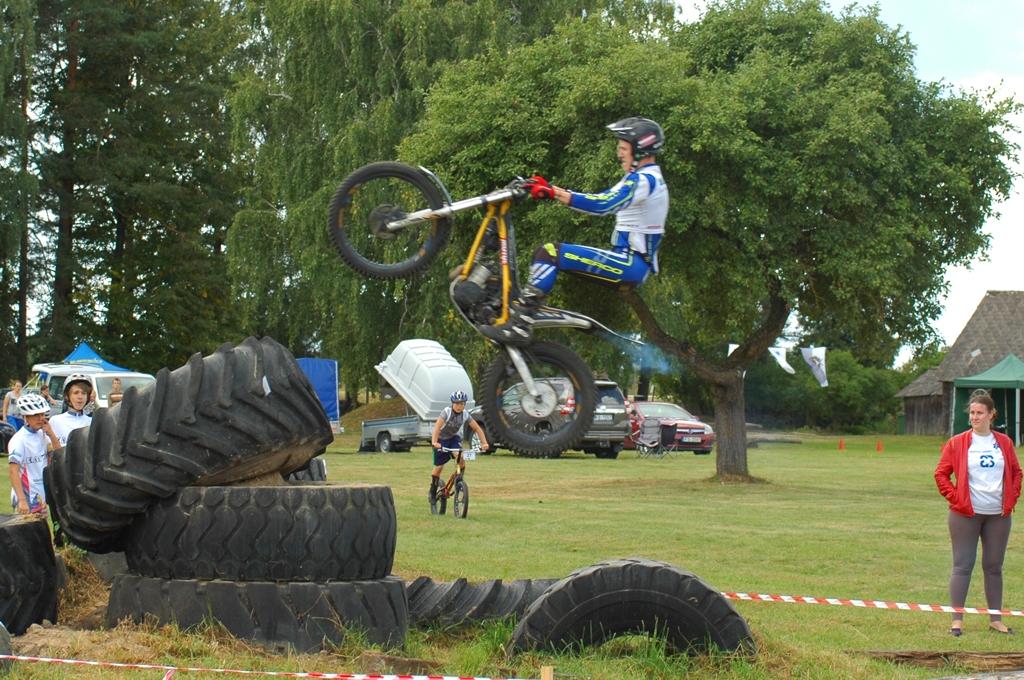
[328, 163, 643, 458]
[430, 446, 477, 518]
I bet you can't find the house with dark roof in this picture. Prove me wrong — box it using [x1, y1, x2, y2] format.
[897, 290, 1024, 443]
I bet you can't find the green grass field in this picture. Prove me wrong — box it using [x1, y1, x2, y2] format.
[5, 434, 1024, 679]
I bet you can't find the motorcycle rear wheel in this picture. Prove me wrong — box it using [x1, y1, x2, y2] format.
[328, 161, 450, 279]
[480, 341, 595, 458]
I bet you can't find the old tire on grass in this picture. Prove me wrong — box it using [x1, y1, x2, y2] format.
[46, 336, 333, 552]
[285, 456, 327, 482]
[106, 574, 407, 653]
[0, 620, 11, 672]
[508, 558, 755, 656]
[0, 514, 58, 635]
[122, 484, 395, 581]
[406, 577, 558, 627]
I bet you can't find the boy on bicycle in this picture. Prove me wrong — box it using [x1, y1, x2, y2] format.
[430, 390, 488, 502]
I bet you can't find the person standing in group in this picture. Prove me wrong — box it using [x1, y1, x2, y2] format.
[2, 380, 24, 430]
[7, 394, 59, 514]
[935, 391, 1022, 636]
[50, 373, 93, 447]
[108, 377, 124, 405]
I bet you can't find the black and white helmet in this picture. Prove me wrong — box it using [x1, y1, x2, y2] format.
[606, 116, 664, 161]
[16, 393, 50, 416]
[450, 390, 469, 403]
[63, 372, 93, 398]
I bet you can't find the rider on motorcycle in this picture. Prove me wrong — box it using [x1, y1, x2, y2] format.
[480, 116, 669, 345]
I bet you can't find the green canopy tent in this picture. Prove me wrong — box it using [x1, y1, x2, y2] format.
[953, 353, 1024, 445]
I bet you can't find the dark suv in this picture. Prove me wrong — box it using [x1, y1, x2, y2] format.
[466, 378, 629, 459]
[578, 380, 630, 459]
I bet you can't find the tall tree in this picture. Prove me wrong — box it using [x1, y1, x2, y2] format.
[31, 0, 244, 372]
[0, 0, 36, 382]
[400, 1, 1018, 479]
[228, 0, 677, 397]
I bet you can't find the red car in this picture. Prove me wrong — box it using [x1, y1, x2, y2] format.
[624, 401, 715, 454]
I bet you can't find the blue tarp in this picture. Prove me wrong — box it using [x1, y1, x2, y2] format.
[297, 358, 339, 421]
[63, 342, 130, 372]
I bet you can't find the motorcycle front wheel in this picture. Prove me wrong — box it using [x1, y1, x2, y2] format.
[328, 161, 451, 279]
[479, 341, 596, 459]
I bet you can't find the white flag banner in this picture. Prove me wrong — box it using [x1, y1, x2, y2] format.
[769, 347, 796, 374]
[728, 343, 739, 356]
[801, 346, 828, 387]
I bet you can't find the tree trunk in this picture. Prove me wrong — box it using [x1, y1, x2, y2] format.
[16, 36, 30, 381]
[49, 20, 78, 357]
[711, 371, 749, 478]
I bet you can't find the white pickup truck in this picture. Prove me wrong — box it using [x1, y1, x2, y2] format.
[358, 340, 477, 453]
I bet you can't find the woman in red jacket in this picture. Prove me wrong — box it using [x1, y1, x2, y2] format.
[935, 391, 1022, 636]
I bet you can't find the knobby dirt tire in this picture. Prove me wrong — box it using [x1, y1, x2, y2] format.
[508, 558, 755, 655]
[328, 161, 450, 280]
[480, 341, 596, 458]
[106, 574, 407, 653]
[0, 514, 59, 635]
[45, 337, 333, 553]
[121, 483, 395, 581]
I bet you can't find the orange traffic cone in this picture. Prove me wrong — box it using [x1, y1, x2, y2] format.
[876, 439, 884, 453]
[838, 438, 846, 451]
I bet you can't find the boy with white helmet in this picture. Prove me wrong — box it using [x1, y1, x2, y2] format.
[429, 390, 488, 503]
[49, 372, 93, 447]
[7, 393, 59, 513]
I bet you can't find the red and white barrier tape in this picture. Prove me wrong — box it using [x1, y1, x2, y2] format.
[721, 591, 1024, 617]
[0, 655, 532, 680]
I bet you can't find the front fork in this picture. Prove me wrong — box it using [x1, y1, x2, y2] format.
[505, 346, 540, 397]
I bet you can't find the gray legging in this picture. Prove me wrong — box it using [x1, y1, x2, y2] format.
[948, 510, 1013, 623]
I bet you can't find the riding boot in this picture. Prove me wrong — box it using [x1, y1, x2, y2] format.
[478, 284, 547, 345]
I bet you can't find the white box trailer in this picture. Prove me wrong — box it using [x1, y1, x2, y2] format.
[359, 340, 475, 452]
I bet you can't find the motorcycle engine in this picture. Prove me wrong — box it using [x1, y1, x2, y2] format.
[452, 264, 501, 325]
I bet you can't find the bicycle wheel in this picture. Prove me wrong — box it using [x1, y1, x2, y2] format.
[328, 161, 451, 279]
[452, 479, 469, 519]
[430, 485, 448, 516]
[480, 341, 596, 458]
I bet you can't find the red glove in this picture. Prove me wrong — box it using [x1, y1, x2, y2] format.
[523, 175, 555, 200]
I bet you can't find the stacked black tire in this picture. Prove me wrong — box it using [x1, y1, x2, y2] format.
[107, 483, 406, 652]
[42, 336, 408, 652]
[406, 577, 558, 628]
[0, 514, 59, 635]
[45, 337, 334, 552]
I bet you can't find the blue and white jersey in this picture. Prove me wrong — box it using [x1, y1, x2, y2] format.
[50, 410, 91, 447]
[567, 164, 669, 244]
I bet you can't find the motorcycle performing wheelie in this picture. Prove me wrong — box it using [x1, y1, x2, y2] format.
[328, 162, 643, 458]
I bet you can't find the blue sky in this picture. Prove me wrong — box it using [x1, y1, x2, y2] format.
[681, 1, 1024, 352]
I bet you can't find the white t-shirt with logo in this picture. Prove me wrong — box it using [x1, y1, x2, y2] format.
[967, 433, 1004, 515]
[8, 425, 50, 510]
[50, 410, 91, 447]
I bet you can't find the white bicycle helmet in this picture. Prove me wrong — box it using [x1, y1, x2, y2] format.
[450, 390, 469, 403]
[63, 372, 93, 398]
[16, 393, 50, 416]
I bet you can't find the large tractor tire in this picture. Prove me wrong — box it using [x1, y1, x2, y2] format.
[46, 336, 333, 552]
[0, 514, 59, 635]
[508, 558, 755, 656]
[106, 574, 407, 653]
[285, 456, 327, 482]
[122, 483, 395, 581]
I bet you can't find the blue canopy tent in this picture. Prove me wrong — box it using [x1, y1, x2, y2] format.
[62, 342, 130, 372]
